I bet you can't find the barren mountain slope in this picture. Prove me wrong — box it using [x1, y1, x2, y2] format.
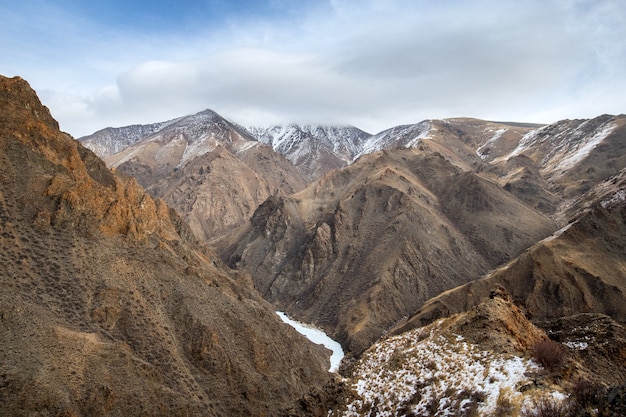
[214, 147, 555, 356]
[79, 118, 183, 158]
[486, 114, 626, 208]
[146, 141, 306, 241]
[394, 168, 626, 334]
[0, 76, 330, 417]
[82, 110, 307, 241]
[361, 116, 625, 217]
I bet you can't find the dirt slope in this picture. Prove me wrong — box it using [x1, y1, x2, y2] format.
[394, 169, 626, 334]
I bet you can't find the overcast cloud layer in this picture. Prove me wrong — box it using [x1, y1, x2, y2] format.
[1, 0, 625, 136]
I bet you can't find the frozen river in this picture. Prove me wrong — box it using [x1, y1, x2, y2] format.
[276, 311, 344, 373]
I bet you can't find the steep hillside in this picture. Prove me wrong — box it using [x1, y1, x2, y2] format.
[248, 125, 371, 180]
[215, 147, 555, 356]
[0, 75, 330, 416]
[82, 110, 307, 241]
[394, 168, 626, 333]
[487, 115, 626, 210]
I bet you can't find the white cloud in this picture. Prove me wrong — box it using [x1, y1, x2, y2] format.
[3, 0, 625, 136]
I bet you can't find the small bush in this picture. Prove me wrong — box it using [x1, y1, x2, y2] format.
[571, 378, 604, 409]
[522, 396, 574, 417]
[532, 339, 565, 370]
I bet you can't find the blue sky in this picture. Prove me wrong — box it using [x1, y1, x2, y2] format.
[1, 0, 625, 136]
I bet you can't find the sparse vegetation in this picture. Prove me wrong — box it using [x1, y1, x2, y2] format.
[521, 396, 573, 417]
[532, 339, 565, 370]
[494, 387, 519, 416]
[570, 378, 604, 410]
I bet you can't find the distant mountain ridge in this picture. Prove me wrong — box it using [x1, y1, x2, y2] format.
[82, 109, 307, 241]
[247, 124, 371, 180]
[80, 118, 183, 158]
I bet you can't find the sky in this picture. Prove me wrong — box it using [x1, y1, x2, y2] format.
[1, 0, 625, 137]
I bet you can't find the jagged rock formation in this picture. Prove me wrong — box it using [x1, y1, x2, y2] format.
[215, 147, 556, 356]
[81, 110, 307, 241]
[0, 75, 330, 417]
[247, 124, 371, 180]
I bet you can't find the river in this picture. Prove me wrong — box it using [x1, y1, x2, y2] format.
[276, 311, 344, 373]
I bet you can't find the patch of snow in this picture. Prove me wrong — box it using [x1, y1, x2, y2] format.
[179, 133, 217, 166]
[342, 323, 557, 417]
[537, 222, 573, 244]
[552, 121, 616, 172]
[234, 140, 260, 153]
[476, 128, 506, 159]
[276, 312, 344, 373]
[600, 188, 626, 209]
[506, 126, 546, 160]
[564, 341, 589, 350]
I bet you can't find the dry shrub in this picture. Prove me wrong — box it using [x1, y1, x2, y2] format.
[571, 378, 604, 409]
[532, 339, 565, 370]
[522, 396, 574, 417]
[494, 388, 518, 416]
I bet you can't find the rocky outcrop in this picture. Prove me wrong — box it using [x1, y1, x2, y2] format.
[0, 75, 330, 417]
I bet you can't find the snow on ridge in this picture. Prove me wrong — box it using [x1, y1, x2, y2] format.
[505, 118, 617, 174]
[477, 128, 507, 159]
[551, 120, 616, 172]
[356, 120, 432, 160]
[247, 124, 370, 165]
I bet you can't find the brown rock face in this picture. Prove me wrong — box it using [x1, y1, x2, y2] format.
[215, 147, 556, 356]
[396, 169, 626, 333]
[0, 75, 330, 416]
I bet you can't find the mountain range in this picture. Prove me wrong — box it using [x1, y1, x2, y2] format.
[2, 74, 625, 416]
